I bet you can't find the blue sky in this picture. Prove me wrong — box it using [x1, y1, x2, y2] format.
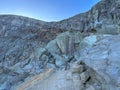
[0, 0, 100, 21]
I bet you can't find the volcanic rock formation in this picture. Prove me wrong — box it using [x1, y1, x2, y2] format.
[0, 0, 120, 90]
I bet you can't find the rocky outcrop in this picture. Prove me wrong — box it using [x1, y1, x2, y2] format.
[12, 34, 120, 90]
[0, 0, 120, 90]
[82, 35, 120, 90]
[0, 30, 84, 89]
[52, 0, 120, 34]
[0, 15, 66, 90]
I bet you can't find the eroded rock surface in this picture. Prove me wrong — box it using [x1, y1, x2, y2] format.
[81, 35, 120, 90]
[12, 34, 120, 90]
[14, 61, 106, 90]
[52, 0, 120, 34]
[0, 0, 120, 90]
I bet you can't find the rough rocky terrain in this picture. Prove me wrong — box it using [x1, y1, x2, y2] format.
[53, 0, 120, 34]
[0, 0, 120, 90]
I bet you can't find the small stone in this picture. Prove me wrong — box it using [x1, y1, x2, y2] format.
[66, 72, 72, 80]
[53, 54, 66, 67]
[55, 59, 66, 67]
[41, 55, 48, 61]
[71, 64, 84, 74]
[80, 71, 90, 83]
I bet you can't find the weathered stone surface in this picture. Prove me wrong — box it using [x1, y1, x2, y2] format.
[51, 0, 120, 34]
[71, 62, 85, 74]
[0, 15, 68, 90]
[0, 0, 120, 89]
[14, 61, 106, 90]
[80, 71, 90, 83]
[78, 35, 120, 90]
[46, 31, 82, 56]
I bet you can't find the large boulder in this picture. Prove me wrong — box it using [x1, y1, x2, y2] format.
[79, 35, 120, 90]
[46, 31, 82, 56]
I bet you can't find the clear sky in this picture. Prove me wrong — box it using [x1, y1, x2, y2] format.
[0, 0, 100, 21]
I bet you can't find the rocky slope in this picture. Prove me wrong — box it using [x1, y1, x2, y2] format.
[52, 0, 120, 34]
[0, 0, 120, 90]
[8, 34, 120, 90]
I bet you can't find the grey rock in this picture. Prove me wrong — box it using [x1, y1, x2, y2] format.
[80, 71, 90, 83]
[15, 60, 106, 90]
[51, 0, 120, 34]
[53, 54, 66, 67]
[46, 31, 83, 57]
[0, 0, 120, 89]
[71, 63, 85, 74]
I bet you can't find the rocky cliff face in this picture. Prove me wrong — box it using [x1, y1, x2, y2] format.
[0, 0, 120, 90]
[52, 0, 120, 34]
